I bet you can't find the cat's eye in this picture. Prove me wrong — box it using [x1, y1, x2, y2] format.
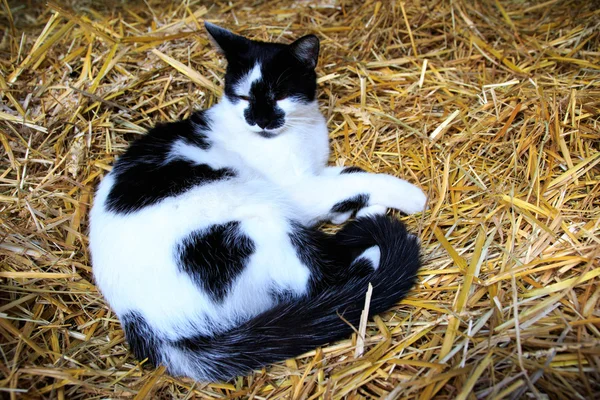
[238, 95, 251, 101]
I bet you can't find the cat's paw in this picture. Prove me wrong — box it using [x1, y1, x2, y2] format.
[396, 183, 427, 215]
[374, 175, 427, 215]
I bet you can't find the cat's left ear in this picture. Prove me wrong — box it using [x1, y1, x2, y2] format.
[289, 35, 320, 69]
[205, 22, 250, 56]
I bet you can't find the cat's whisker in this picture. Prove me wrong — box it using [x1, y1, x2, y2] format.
[286, 117, 314, 122]
[275, 67, 293, 86]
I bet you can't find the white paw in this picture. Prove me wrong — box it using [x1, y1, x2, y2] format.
[331, 211, 352, 224]
[356, 204, 387, 218]
[397, 184, 427, 215]
[374, 175, 427, 215]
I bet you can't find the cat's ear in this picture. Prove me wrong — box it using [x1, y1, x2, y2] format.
[289, 35, 320, 69]
[205, 22, 249, 56]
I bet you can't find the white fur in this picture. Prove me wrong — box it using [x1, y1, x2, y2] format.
[357, 204, 388, 218]
[234, 63, 262, 96]
[89, 87, 427, 363]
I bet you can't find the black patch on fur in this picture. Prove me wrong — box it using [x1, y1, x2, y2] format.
[106, 112, 237, 214]
[340, 166, 365, 174]
[331, 194, 370, 214]
[121, 311, 161, 366]
[107, 160, 235, 214]
[178, 222, 255, 302]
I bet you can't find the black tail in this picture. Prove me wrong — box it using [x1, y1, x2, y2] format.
[170, 215, 421, 382]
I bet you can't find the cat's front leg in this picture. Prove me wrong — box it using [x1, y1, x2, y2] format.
[318, 166, 386, 224]
[287, 170, 427, 226]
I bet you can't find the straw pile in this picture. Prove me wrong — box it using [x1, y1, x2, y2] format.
[1, 0, 599, 398]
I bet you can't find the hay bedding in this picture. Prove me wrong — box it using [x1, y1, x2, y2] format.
[0, 0, 599, 398]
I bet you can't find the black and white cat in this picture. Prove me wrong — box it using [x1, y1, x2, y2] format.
[89, 23, 427, 382]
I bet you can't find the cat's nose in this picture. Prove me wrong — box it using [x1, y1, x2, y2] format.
[255, 117, 272, 129]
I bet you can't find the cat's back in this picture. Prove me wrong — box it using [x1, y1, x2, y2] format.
[112, 112, 212, 170]
[89, 111, 238, 326]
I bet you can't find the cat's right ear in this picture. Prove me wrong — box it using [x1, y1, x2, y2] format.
[205, 22, 249, 56]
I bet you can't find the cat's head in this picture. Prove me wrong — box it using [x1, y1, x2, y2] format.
[206, 22, 320, 138]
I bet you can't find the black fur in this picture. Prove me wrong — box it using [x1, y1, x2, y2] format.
[178, 222, 255, 302]
[340, 166, 365, 174]
[105, 112, 236, 214]
[121, 311, 161, 366]
[331, 194, 370, 214]
[269, 288, 297, 303]
[173, 215, 420, 382]
[244, 99, 284, 130]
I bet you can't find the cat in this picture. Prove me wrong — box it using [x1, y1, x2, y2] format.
[89, 22, 427, 382]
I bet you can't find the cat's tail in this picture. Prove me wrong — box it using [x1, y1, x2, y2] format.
[168, 214, 421, 382]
